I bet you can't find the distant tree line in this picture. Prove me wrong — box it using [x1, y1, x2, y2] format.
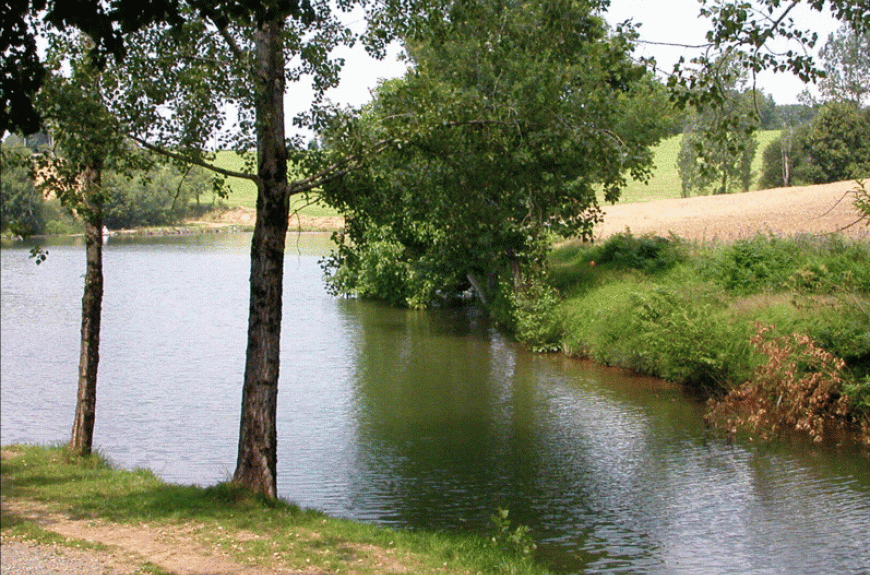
[1, 133, 217, 236]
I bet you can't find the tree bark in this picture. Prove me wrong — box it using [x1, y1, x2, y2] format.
[233, 17, 289, 499]
[69, 163, 104, 456]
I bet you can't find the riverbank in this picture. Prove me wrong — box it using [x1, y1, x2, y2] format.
[549, 180, 870, 445]
[1, 445, 551, 575]
[543, 230, 870, 447]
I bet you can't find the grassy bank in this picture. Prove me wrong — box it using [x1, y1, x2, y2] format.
[1, 444, 551, 575]
[541, 232, 870, 443]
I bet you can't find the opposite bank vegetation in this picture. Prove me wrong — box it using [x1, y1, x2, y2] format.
[523, 229, 870, 447]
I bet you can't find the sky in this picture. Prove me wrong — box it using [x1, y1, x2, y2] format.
[310, 0, 843, 121]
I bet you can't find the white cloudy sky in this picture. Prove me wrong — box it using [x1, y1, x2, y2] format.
[312, 0, 843, 119]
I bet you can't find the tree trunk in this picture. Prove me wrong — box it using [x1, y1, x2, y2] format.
[69, 163, 104, 456]
[233, 17, 289, 499]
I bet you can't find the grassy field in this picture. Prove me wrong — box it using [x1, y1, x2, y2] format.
[213, 151, 338, 217]
[610, 130, 781, 204]
[213, 131, 782, 213]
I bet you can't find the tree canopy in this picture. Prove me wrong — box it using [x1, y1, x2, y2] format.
[817, 24, 870, 109]
[321, 0, 669, 309]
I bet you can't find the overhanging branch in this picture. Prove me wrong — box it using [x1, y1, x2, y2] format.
[130, 136, 260, 184]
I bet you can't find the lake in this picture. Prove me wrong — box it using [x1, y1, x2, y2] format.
[2, 232, 869, 574]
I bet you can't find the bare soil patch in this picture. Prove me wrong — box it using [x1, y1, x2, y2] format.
[594, 180, 867, 242]
[196, 207, 344, 232]
[1, 498, 307, 575]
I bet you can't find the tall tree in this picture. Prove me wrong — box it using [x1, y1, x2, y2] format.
[33, 31, 144, 456]
[96, 0, 413, 497]
[818, 24, 870, 109]
[678, 87, 760, 196]
[321, 0, 668, 311]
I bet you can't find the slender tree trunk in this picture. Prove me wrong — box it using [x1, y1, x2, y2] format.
[233, 17, 289, 498]
[70, 163, 104, 456]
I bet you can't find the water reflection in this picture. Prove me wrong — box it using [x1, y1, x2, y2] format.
[2, 234, 868, 574]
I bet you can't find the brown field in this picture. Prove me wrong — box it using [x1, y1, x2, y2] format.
[205, 180, 867, 242]
[593, 180, 867, 242]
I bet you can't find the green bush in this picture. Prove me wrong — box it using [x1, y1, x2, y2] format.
[596, 232, 685, 274]
[698, 234, 801, 294]
[506, 278, 563, 352]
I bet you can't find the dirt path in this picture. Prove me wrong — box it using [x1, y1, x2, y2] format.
[593, 180, 867, 242]
[0, 498, 307, 575]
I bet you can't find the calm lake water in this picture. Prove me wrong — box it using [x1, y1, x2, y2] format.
[2, 233, 869, 574]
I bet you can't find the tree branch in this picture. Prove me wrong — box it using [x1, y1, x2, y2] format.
[289, 139, 392, 194]
[129, 136, 260, 184]
[217, 25, 246, 61]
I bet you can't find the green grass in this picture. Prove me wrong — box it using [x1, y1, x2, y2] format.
[608, 130, 782, 204]
[544, 232, 870, 438]
[1, 444, 553, 575]
[213, 151, 339, 217]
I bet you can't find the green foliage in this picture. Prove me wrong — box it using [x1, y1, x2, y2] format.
[490, 508, 537, 558]
[555, 233, 869, 404]
[499, 277, 563, 353]
[818, 24, 870, 109]
[595, 232, 686, 274]
[763, 103, 870, 188]
[677, 82, 761, 196]
[323, 224, 445, 309]
[698, 233, 870, 295]
[854, 179, 870, 226]
[323, 0, 669, 312]
[103, 163, 213, 229]
[698, 235, 800, 294]
[843, 376, 870, 434]
[1, 145, 45, 236]
[572, 284, 754, 390]
[801, 103, 870, 183]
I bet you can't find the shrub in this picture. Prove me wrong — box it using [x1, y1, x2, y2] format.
[699, 234, 800, 294]
[706, 325, 853, 442]
[594, 231, 685, 274]
[507, 278, 563, 352]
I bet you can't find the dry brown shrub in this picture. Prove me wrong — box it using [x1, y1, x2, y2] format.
[706, 324, 851, 442]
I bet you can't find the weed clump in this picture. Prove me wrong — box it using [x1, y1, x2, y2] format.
[705, 325, 863, 443]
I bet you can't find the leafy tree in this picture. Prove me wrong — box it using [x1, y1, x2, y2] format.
[103, 162, 212, 229]
[760, 102, 870, 188]
[85, 0, 424, 498]
[33, 31, 135, 456]
[818, 24, 870, 109]
[677, 87, 760, 196]
[800, 102, 870, 183]
[1, 140, 45, 236]
[321, 0, 667, 313]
